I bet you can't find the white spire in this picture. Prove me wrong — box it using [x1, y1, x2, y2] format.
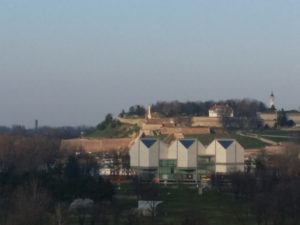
[270, 91, 275, 109]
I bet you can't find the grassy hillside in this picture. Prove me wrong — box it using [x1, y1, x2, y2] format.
[187, 132, 267, 149]
[88, 123, 140, 138]
[116, 184, 255, 225]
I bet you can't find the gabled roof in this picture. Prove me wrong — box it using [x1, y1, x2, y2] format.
[217, 139, 233, 149]
[209, 104, 233, 111]
[179, 139, 195, 149]
[141, 139, 157, 148]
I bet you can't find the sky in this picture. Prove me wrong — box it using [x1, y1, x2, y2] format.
[1, 0, 300, 127]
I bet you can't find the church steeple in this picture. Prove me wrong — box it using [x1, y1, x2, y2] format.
[270, 91, 276, 110]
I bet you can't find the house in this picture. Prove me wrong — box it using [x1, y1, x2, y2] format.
[209, 104, 234, 118]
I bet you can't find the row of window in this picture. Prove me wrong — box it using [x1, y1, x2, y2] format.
[159, 157, 215, 167]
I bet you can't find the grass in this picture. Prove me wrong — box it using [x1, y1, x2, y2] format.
[255, 129, 295, 136]
[157, 187, 256, 225]
[251, 129, 300, 143]
[232, 134, 267, 149]
[88, 124, 140, 138]
[187, 132, 267, 149]
[115, 182, 256, 225]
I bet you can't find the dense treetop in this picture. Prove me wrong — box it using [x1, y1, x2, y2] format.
[120, 99, 267, 118]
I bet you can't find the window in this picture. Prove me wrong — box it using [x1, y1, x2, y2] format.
[159, 160, 177, 167]
[198, 156, 215, 164]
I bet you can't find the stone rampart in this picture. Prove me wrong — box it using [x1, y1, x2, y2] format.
[258, 112, 277, 127]
[61, 138, 133, 153]
[117, 117, 145, 126]
[191, 117, 222, 127]
[160, 127, 210, 135]
[287, 112, 300, 126]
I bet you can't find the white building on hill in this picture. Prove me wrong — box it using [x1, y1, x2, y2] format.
[209, 104, 234, 118]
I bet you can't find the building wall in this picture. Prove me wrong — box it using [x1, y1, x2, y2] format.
[259, 111, 300, 127]
[129, 139, 160, 168]
[129, 138, 245, 176]
[191, 117, 222, 127]
[206, 139, 244, 173]
[287, 112, 300, 126]
[199, 141, 215, 156]
[208, 106, 234, 118]
[235, 142, 244, 163]
[142, 124, 163, 131]
[61, 138, 132, 153]
[177, 140, 197, 168]
[160, 141, 177, 160]
[160, 127, 210, 135]
[208, 110, 219, 118]
[139, 139, 159, 168]
[257, 112, 277, 127]
[215, 141, 228, 164]
[129, 141, 139, 167]
[117, 117, 145, 126]
[197, 141, 207, 156]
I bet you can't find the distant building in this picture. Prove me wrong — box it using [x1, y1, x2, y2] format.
[269, 91, 276, 110]
[286, 110, 300, 127]
[257, 111, 277, 128]
[209, 104, 234, 118]
[257, 92, 277, 127]
[129, 137, 244, 183]
[204, 139, 244, 173]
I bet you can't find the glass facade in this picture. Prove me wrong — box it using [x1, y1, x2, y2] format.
[159, 160, 177, 180]
[197, 156, 215, 175]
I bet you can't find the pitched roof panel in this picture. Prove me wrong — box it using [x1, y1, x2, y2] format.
[141, 139, 157, 148]
[179, 139, 195, 149]
[218, 140, 233, 149]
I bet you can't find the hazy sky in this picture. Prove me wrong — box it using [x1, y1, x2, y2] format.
[1, 1, 300, 127]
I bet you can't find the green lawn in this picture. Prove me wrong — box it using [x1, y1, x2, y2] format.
[88, 124, 140, 138]
[157, 187, 256, 225]
[187, 133, 267, 149]
[252, 129, 300, 143]
[255, 129, 293, 136]
[116, 183, 256, 225]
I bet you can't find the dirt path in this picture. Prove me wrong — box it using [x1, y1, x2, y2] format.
[236, 131, 277, 145]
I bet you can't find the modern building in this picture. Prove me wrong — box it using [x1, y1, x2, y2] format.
[129, 138, 163, 181]
[129, 137, 244, 183]
[204, 139, 244, 173]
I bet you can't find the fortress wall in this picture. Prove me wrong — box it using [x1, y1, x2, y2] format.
[180, 127, 210, 135]
[258, 112, 300, 127]
[160, 127, 210, 135]
[287, 113, 300, 126]
[142, 124, 163, 131]
[258, 112, 277, 127]
[61, 138, 132, 153]
[191, 117, 222, 127]
[117, 117, 145, 126]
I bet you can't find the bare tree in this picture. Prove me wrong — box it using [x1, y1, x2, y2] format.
[5, 181, 53, 225]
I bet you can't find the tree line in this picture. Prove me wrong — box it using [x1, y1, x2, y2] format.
[120, 99, 267, 118]
[0, 125, 96, 139]
[0, 134, 114, 225]
[227, 144, 300, 225]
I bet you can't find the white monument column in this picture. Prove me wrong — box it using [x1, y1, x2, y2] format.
[147, 105, 152, 119]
